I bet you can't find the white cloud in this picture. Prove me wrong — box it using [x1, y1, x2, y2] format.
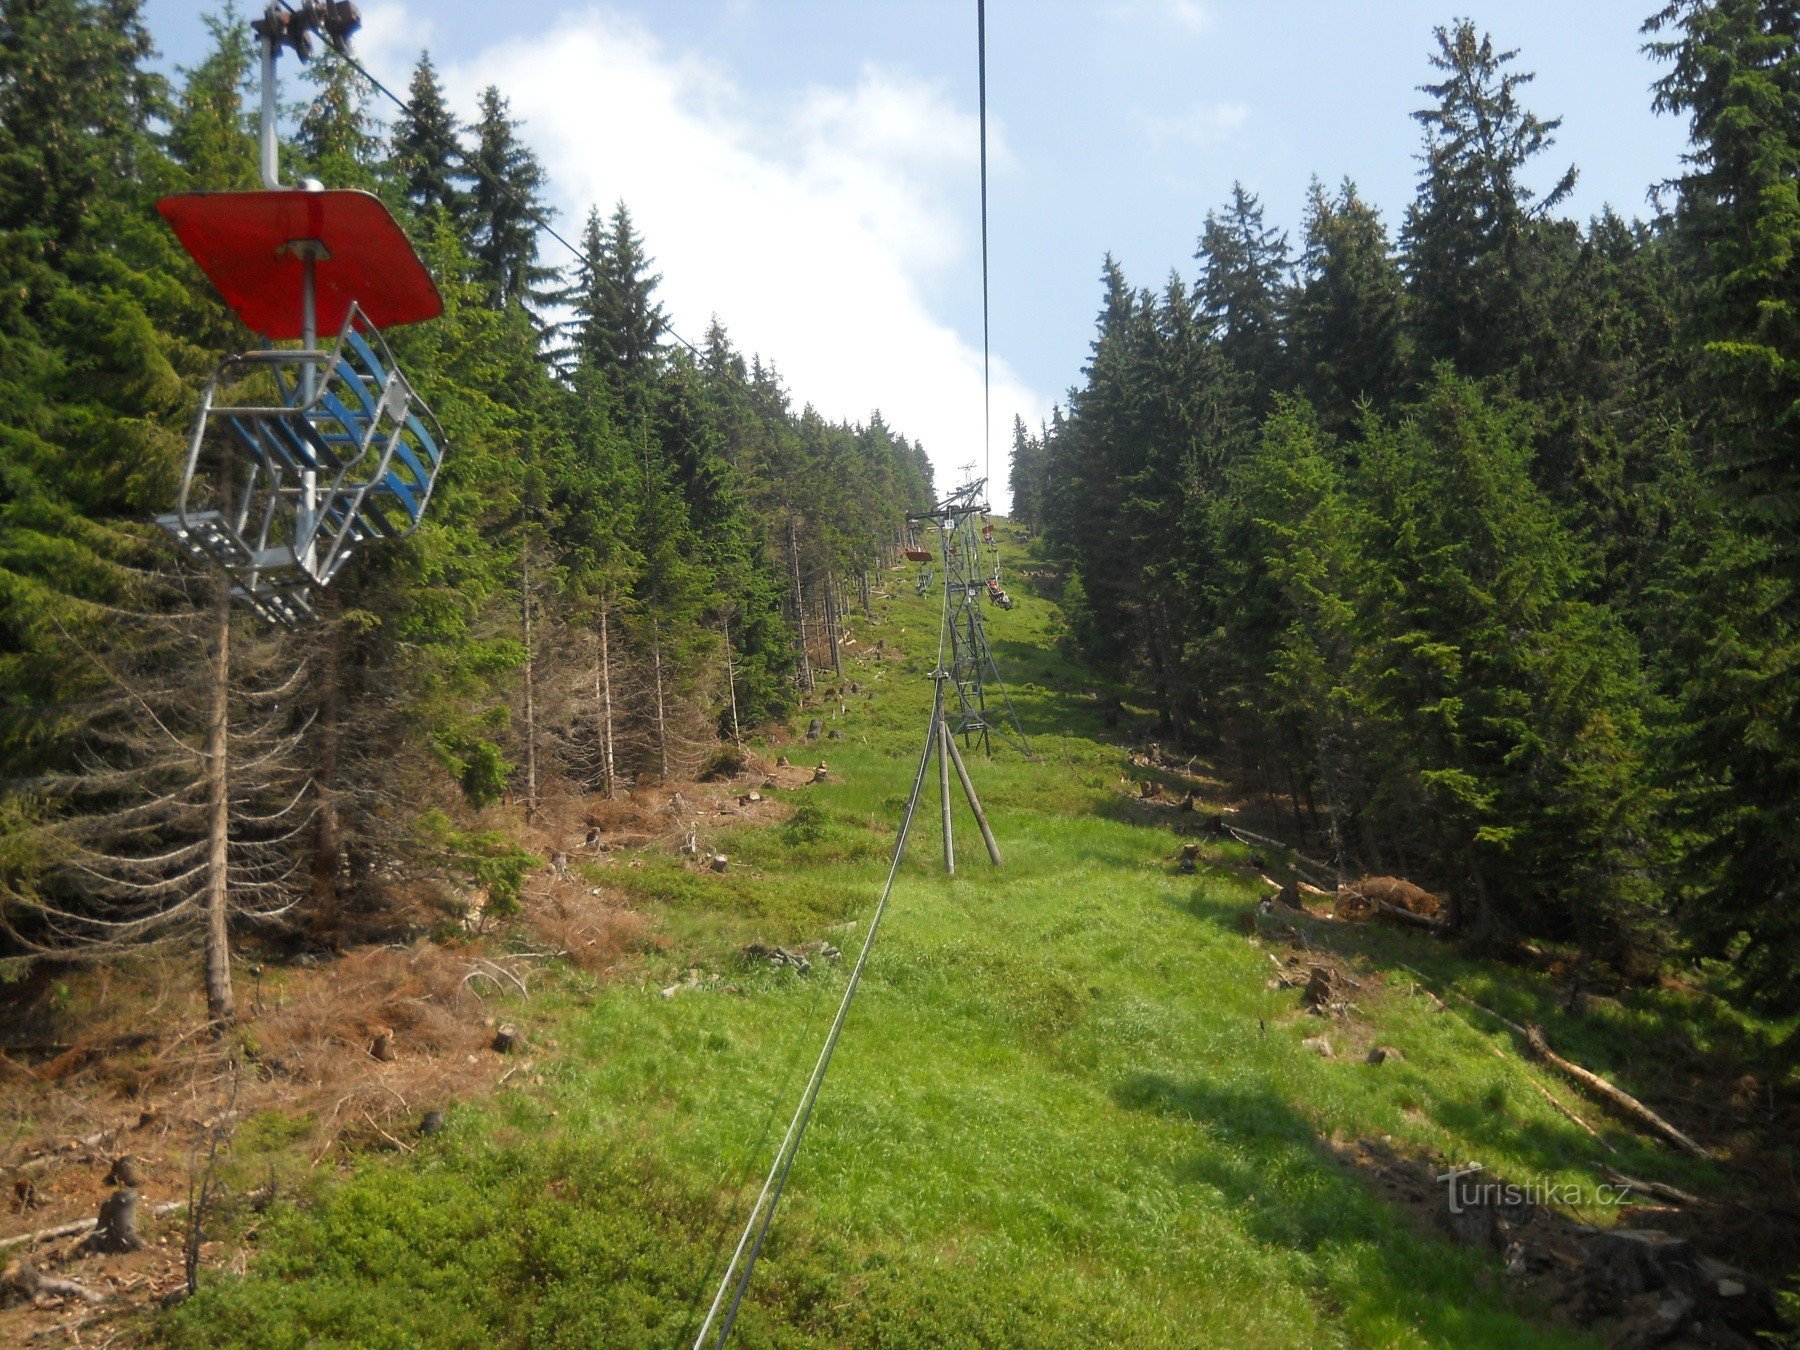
[1166, 0, 1212, 35]
[357, 3, 1044, 510]
[1105, 0, 1213, 37]
[351, 1, 437, 76]
[1140, 100, 1250, 147]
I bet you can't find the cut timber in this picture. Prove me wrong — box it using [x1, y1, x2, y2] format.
[1374, 899, 1447, 934]
[1337, 876, 1445, 924]
[1523, 1025, 1713, 1161]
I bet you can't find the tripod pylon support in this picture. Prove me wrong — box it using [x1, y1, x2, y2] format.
[928, 670, 1002, 874]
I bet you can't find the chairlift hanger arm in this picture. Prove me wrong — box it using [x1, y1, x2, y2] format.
[253, 1, 361, 62]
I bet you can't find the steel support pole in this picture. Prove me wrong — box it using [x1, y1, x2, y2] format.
[936, 688, 955, 875]
[259, 34, 281, 190]
[300, 250, 318, 565]
[943, 728, 1002, 867]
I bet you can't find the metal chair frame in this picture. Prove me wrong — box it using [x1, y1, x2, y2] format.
[157, 303, 445, 627]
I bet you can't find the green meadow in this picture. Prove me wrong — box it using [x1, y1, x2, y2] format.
[165, 530, 1756, 1348]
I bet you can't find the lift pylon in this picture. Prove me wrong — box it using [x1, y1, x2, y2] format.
[906, 478, 1029, 757]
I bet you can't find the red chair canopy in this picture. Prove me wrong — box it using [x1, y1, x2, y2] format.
[158, 189, 443, 340]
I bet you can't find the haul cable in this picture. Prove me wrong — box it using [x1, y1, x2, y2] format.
[692, 675, 947, 1348]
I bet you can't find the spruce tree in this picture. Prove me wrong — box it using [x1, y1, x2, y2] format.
[466, 85, 559, 314]
[0, 0, 164, 246]
[1196, 182, 1291, 394]
[294, 48, 377, 187]
[1007, 416, 1045, 532]
[1401, 20, 1575, 378]
[392, 51, 465, 221]
[166, 5, 258, 191]
[1648, 0, 1800, 541]
[1353, 373, 1651, 951]
[599, 202, 667, 376]
[1290, 178, 1408, 429]
[1647, 0, 1800, 1011]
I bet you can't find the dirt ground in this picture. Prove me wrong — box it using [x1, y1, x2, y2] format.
[0, 750, 810, 1344]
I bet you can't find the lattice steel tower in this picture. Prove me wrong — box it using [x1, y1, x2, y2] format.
[908, 478, 1028, 756]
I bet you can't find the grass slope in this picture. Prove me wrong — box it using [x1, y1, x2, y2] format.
[165, 527, 1760, 1348]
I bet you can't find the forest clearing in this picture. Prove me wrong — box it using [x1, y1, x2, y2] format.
[3, 0, 1799, 1345]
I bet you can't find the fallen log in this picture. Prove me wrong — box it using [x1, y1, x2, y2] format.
[8, 1127, 117, 1174]
[1523, 1024, 1712, 1162]
[1599, 1165, 1702, 1208]
[0, 1199, 184, 1252]
[1223, 825, 1337, 888]
[1374, 898, 1448, 935]
[1397, 963, 1713, 1162]
[1528, 1080, 1615, 1153]
[1, 1255, 106, 1306]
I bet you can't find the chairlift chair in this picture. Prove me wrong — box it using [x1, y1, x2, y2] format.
[154, 4, 448, 627]
[156, 191, 446, 626]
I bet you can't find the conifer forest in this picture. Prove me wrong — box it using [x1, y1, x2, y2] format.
[0, 2, 1797, 1345]
[1011, 8, 1800, 1010]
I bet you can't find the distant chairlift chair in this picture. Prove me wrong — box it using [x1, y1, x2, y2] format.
[155, 188, 447, 627]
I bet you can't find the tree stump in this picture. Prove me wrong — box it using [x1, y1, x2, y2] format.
[369, 1029, 396, 1062]
[1301, 966, 1336, 1009]
[87, 1187, 144, 1253]
[491, 1024, 522, 1054]
[813, 763, 829, 782]
[710, 855, 729, 874]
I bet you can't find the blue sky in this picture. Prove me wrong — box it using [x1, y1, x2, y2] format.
[140, 1, 1692, 502]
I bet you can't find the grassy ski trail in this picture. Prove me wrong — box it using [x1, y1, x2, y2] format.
[170, 527, 1748, 1348]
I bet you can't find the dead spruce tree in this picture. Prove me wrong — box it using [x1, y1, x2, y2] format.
[2, 567, 313, 1021]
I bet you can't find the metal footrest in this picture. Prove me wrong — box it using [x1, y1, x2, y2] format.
[157, 511, 324, 627]
[156, 510, 253, 569]
[231, 583, 315, 628]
